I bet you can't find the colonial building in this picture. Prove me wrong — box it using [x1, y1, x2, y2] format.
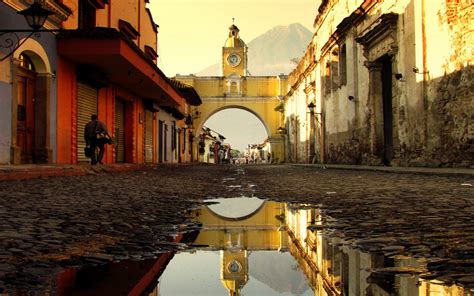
[285, 0, 473, 167]
[0, 0, 200, 165]
[57, 0, 199, 165]
[0, 1, 71, 164]
[175, 23, 288, 163]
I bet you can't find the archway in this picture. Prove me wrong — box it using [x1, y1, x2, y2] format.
[11, 38, 53, 164]
[196, 106, 272, 164]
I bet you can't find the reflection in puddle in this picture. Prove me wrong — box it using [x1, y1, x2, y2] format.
[17, 198, 472, 295]
[156, 198, 472, 296]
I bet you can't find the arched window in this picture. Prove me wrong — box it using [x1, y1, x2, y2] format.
[19, 53, 35, 71]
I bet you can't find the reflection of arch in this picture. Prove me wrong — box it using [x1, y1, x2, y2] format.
[207, 198, 267, 221]
[193, 199, 288, 296]
[197, 105, 271, 138]
[11, 38, 53, 164]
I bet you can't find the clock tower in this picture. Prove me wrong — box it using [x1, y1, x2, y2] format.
[222, 23, 247, 77]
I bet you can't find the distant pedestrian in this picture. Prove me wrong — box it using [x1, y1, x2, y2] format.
[84, 114, 109, 165]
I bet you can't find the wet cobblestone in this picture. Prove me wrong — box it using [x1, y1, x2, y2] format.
[0, 164, 473, 293]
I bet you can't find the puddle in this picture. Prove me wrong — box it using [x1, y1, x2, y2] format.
[3, 197, 474, 295]
[157, 198, 473, 296]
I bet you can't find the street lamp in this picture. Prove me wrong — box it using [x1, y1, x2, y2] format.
[307, 102, 316, 113]
[277, 126, 287, 135]
[0, 2, 57, 62]
[18, 2, 54, 30]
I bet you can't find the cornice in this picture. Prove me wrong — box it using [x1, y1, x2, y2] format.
[319, 0, 380, 57]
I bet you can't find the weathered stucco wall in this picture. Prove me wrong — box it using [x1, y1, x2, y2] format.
[285, 0, 472, 167]
[424, 0, 473, 167]
[0, 82, 12, 164]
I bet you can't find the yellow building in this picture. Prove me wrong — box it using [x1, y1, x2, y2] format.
[175, 23, 288, 162]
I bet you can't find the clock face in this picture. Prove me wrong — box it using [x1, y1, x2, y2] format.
[227, 260, 242, 273]
[227, 53, 241, 67]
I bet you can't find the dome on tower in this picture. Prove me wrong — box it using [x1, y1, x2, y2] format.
[225, 24, 246, 48]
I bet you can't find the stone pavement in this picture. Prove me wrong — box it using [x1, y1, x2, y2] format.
[0, 164, 473, 293]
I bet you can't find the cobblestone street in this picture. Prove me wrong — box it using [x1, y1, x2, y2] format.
[0, 164, 473, 293]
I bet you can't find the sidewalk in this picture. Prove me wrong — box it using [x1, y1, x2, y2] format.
[291, 163, 474, 177]
[0, 163, 148, 181]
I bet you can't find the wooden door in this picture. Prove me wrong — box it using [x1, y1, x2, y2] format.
[16, 69, 36, 164]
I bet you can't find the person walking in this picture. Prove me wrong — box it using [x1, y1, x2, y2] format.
[84, 114, 109, 165]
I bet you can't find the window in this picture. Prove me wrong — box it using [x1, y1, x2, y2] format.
[331, 49, 339, 91]
[323, 61, 331, 95]
[339, 44, 347, 86]
[78, 1, 96, 29]
[119, 20, 140, 40]
[19, 53, 35, 71]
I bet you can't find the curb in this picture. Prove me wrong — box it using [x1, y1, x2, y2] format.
[0, 164, 148, 181]
[290, 164, 474, 177]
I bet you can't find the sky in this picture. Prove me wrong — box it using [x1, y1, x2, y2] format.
[148, 0, 318, 151]
[149, 0, 317, 76]
[204, 109, 269, 151]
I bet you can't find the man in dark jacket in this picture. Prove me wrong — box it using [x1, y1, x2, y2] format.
[84, 114, 109, 165]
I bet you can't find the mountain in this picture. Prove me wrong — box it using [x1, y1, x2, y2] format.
[197, 23, 312, 76]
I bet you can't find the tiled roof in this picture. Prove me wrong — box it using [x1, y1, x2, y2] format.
[169, 78, 202, 106]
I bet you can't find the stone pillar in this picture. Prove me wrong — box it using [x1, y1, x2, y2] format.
[269, 136, 285, 164]
[365, 61, 384, 159]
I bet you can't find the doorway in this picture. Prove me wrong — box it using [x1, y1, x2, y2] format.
[16, 66, 36, 164]
[115, 99, 126, 163]
[158, 120, 163, 163]
[144, 110, 153, 163]
[381, 56, 393, 165]
[16, 53, 38, 163]
[76, 82, 98, 163]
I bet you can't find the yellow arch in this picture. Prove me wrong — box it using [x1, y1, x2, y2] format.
[175, 74, 287, 162]
[197, 105, 271, 137]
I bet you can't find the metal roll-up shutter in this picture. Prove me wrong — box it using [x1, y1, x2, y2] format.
[115, 100, 126, 163]
[77, 82, 98, 163]
[145, 110, 153, 163]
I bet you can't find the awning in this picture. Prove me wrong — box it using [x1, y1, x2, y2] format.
[58, 28, 183, 108]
